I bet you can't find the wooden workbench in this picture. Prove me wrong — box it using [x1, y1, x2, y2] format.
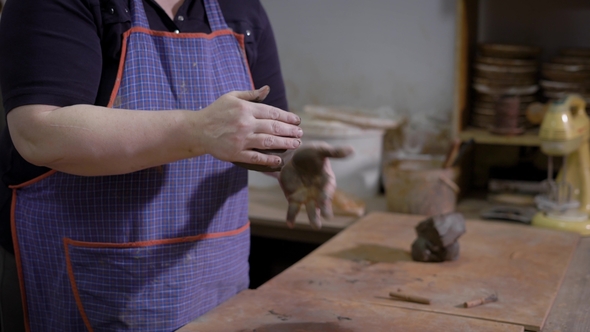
[180, 288, 524, 332]
[182, 211, 590, 332]
[542, 237, 590, 332]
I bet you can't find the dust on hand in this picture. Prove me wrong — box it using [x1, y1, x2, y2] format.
[279, 143, 354, 229]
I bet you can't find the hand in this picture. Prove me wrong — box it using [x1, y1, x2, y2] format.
[279, 142, 354, 229]
[198, 86, 302, 168]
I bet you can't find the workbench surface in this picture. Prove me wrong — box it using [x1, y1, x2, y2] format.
[180, 289, 524, 332]
[542, 237, 590, 332]
[181, 211, 590, 332]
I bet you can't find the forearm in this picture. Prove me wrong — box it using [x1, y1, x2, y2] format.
[8, 88, 303, 176]
[7, 104, 204, 176]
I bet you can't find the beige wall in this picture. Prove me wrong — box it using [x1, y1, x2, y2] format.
[260, 0, 457, 131]
[261, 0, 590, 135]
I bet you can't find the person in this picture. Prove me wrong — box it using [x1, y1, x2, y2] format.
[0, 0, 352, 330]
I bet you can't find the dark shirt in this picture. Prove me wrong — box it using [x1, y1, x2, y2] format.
[0, 0, 288, 253]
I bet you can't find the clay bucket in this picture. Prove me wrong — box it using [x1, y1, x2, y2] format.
[384, 159, 459, 216]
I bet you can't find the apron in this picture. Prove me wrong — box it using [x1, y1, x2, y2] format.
[10, 0, 254, 330]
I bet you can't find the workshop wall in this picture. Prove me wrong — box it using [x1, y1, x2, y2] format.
[260, 0, 457, 129]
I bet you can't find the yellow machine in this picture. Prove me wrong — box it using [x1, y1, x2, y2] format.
[532, 94, 590, 235]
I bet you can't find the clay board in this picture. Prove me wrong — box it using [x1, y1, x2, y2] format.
[179, 289, 524, 332]
[258, 212, 580, 331]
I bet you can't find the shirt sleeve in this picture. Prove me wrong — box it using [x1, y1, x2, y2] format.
[248, 1, 289, 112]
[252, 5, 289, 110]
[0, 0, 103, 113]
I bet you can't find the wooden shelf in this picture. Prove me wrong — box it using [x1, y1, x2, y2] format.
[448, 0, 589, 191]
[452, 0, 588, 148]
[459, 127, 540, 146]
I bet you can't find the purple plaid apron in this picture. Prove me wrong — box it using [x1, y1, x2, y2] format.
[10, 0, 253, 330]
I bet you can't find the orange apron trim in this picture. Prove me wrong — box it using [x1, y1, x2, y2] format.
[10, 189, 31, 332]
[9, 170, 57, 190]
[108, 28, 254, 108]
[64, 221, 249, 249]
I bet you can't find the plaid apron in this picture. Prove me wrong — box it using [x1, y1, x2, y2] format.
[10, 0, 253, 330]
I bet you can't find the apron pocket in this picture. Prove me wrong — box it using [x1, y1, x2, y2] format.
[63, 228, 250, 332]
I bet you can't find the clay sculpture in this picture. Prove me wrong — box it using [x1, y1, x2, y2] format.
[411, 212, 466, 262]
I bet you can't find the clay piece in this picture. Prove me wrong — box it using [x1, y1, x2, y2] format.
[411, 212, 466, 262]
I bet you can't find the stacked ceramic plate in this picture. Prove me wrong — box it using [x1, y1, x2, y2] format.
[541, 48, 590, 112]
[471, 43, 542, 130]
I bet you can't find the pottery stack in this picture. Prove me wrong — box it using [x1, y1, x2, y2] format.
[540, 48, 590, 113]
[471, 43, 542, 134]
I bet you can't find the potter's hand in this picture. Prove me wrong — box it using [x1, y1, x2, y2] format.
[200, 86, 302, 169]
[279, 142, 354, 229]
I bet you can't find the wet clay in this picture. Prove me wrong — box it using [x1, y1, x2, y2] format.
[411, 212, 466, 262]
[328, 243, 412, 264]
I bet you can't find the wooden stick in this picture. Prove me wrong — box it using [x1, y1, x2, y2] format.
[389, 291, 431, 305]
[463, 294, 498, 308]
[442, 138, 462, 168]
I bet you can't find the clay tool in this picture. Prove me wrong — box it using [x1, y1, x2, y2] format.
[463, 293, 498, 308]
[411, 212, 466, 263]
[389, 291, 431, 305]
[442, 138, 462, 168]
